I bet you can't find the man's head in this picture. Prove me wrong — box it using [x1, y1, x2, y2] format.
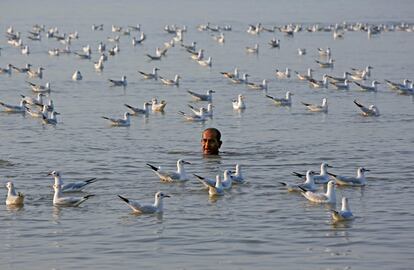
[201, 128, 222, 155]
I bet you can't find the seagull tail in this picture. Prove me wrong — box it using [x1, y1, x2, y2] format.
[101, 116, 110, 120]
[124, 104, 134, 110]
[301, 102, 311, 106]
[117, 195, 129, 203]
[353, 100, 363, 108]
[84, 194, 95, 200]
[327, 172, 337, 177]
[279, 182, 287, 186]
[146, 163, 159, 171]
[265, 95, 275, 100]
[193, 174, 205, 180]
[85, 178, 98, 184]
[298, 186, 308, 193]
[291, 172, 305, 178]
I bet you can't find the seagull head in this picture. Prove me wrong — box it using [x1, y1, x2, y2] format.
[156, 191, 170, 199]
[48, 170, 60, 177]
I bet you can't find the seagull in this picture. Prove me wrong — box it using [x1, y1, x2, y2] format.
[6, 182, 25, 206]
[151, 98, 167, 112]
[146, 159, 191, 182]
[118, 191, 170, 214]
[146, 52, 162, 60]
[102, 112, 131, 126]
[302, 98, 328, 113]
[354, 80, 380, 92]
[108, 75, 127, 87]
[190, 49, 204, 60]
[299, 180, 336, 204]
[328, 167, 369, 186]
[0, 99, 27, 113]
[92, 24, 104, 31]
[198, 56, 212, 67]
[138, 67, 159, 80]
[326, 72, 350, 83]
[232, 94, 246, 110]
[266, 91, 293, 106]
[179, 109, 207, 122]
[159, 75, 180, 86]
[292, 163, 332, 184]
[94, 59, 104, 71]
[72, 70, 82, 81]
[315, 58, 334, 68]
[42, 111, 60, 125]
[349, 71, 368, 81]
[297, 48, 306, 55]
[246, 43, 259, 54]
[331, 197, 354, 221]
[20, 93, 44, 106]
[25, 105, 48, 118]
[11, 63, 32, 73]
[308, 75, 329, 88]
[351, 66, 373, 77]
[48, 170, 98, 192]
[195, 174, 224, 196]
[74, 51, 91, 59]
[269, 38, 280, 48]
[317, 47, 331, 57]
[330, 79, 350, 90]
[27, 67, 44, 79]
[124, 102, 151, 116]
[280, 170, 318, 192]
[188, 103, 213, 117]
[275, 68, 291, 79]
[384, 79, 411, 91]
[21, 45, 30, 55]
[229, 73, 249, 84]
[220, 67, 239, 79]
[181, 41, 197, 51]
[48, 48, 60, 56]
[231, 164, 244, 184]
[354, 100, 380, 116]
[295, 68, 313, 81]
[187, 89, 214, 101]
[53, 184, 94, 207]
[26, 81, 51, 93]
[247, 79, 268, 91]
[212, 33, 225, 43]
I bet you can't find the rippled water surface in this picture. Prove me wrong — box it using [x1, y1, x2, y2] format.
[1, 0, 414, 269]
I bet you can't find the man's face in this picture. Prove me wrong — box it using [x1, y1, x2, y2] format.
[201, 130, 221, 155]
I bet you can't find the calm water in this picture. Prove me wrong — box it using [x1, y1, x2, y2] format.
[1, 1, 414, 269]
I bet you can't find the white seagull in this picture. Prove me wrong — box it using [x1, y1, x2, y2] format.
[179, 109, 207, 122]
[231, 164, 245, 184]
[232, 94, 246, 110]
[6, 182, 25, 206]
[354, 80, 380, 92]
[292, 163, 332, 184]
[328, 167, 369, 186]
[302, 98, 328, 113]
[42, 111, 60, 125]
[266, 91, 293, 106]
[354, 100, 380, 117]
[280, 170, 318, 192]
[0, 99, 27, 113]
[26, 81, 51, 93]
[187, 89, 215, 102]
[72, 70, 82, 81]
[108, 75, 127, 87]
[246, 43, 259, 54]
[146, 159, 191, 183]
[102, 112, 131, 126]
[48, 170, 98, 192]
[124, 102, 151, 116]
[159, 75, 180, 86]
[118, 191, 170, 214]
[188, 103, 213, 117]
[275, 68, 291, 79]
[195, 174, 224, 196]
[53, 184, 94, 207]
[151, 98, 167, 112]
[299, 180, 336, 204]
[331, 197, 354, 221]
[138, 67, 159, 80]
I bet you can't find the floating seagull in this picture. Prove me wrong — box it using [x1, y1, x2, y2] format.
[229, 73, 249, 84]
[102, 112, 131, 126]
[190, 49, 204, 60]
[246, 43, 259, 54]
[196, 171, 233, 191]
[146, 159, 191, 183]
[269, 38, 280, 48]
[48, 48, 60, 56]
[6, 181, 24, 206]
[384, 79, 411, 91]
[138, 67, 159, 80]
[349, 71, 368, 81]
[317, 47, 331, 57]
[20, 93, 44, 106]
[275, 68, 291, 79]
[159, 75, 180, 86]
[179, 109, 207, 122]
[151, 98, 167, 112]
[331, 197, 354, 221]
[330, 79, 350, 90]
[108, 75, 127, 87]
[328, 167, 369, 186]
[212, 32, 225, 43]
[72, 70, 82, 81]
[118, 191, 170, 214]
[299, 180, 336, 204]
[198, 56, 212, 67]
[232, 94, 246, 110]
[351, 66, 373, 77]
[326, 72, 350, 83]
[42, 111, 60, 125]
[266, 91, 293, 106]
[124, 102, 151, 116]
[53, 184, 94, 207]
[295, 68, 313, 81]
[354, 80, 380, 92]
[128, 24, 141, 31]
[25, 105, 48, 118]
[302, 98, 328, 113]
[11, 63, 32, 73]
[146, 52, 162, 61]
[220, 67, 239, 79]
[21, 45, 30, 55]
[26, 81, 51, 93]
[315, 58, 334, 68]
[247, 79, 268, 91]
[94, 59, 104, 71]
[0, 99, 27, 113]
[231, 164, 244, 184]
[74, 51, 91, 59]
[195, 174, 224, 196]
[280, 170, 318, 192]
[27, 67, 44, 79]
[354, 100, 380, 116]
[297, 48, 306, 55]
[292, 163, 332, 184]
[188, 103, 213, 117]
[187, 89, 214, 101]
[48, 170, 98, 192]
[181, 41, 197, 51]
[308, 75, 329, 88]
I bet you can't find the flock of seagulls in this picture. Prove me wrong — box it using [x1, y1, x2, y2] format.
[1, 20, 413, 223]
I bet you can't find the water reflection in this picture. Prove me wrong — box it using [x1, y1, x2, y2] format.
[6, 204, 24, 212]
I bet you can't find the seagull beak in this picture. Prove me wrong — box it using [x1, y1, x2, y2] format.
[47, 171, 53, 176]
[326, 164, 333, 168]
[183, 160, 191, 165]
[163, 194, 171, 198]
